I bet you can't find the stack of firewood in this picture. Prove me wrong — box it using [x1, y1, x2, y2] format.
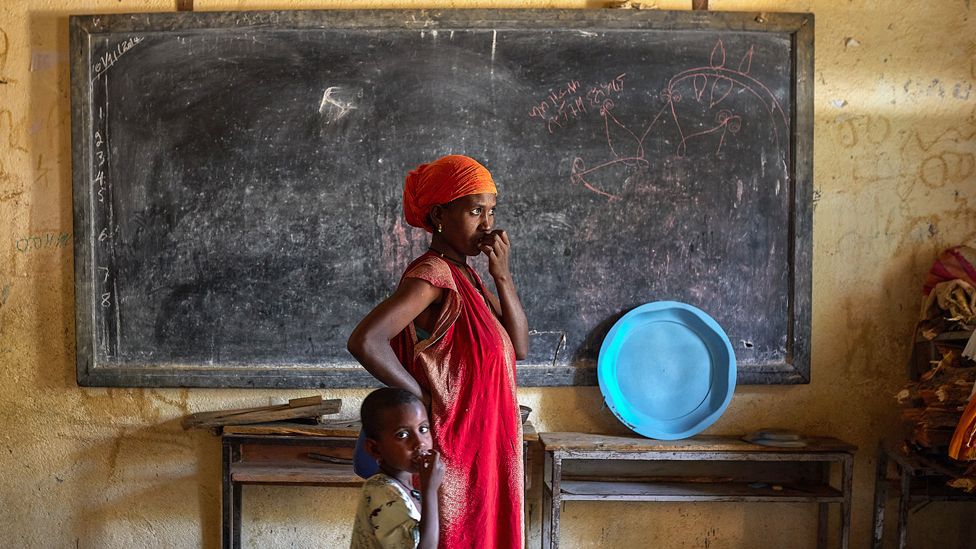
[898, 342, 973, 445]
[896, 332, 976, 491]
[894, 245, 976, 491]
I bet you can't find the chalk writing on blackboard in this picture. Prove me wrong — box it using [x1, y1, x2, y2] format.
[318, 86, 360, 124]
[529, 74, 627, 134]
[92, 36, 144, 80]
[571, 40, 788, 201]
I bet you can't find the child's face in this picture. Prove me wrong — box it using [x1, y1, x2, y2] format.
[368, 401, 433, 474]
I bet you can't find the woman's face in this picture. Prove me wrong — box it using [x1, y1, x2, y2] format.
[435, 192, 496, 257]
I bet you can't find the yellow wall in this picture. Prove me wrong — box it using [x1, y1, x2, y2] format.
[1, 0, 974, 547]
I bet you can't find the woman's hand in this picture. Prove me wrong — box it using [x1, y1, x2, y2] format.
[476, 229, 529, 359]
[479, 229, 512, 280]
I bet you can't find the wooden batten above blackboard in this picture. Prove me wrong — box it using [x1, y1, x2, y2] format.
[70, 9, 814, 388]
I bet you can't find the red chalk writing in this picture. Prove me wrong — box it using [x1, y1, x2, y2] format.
[529, 74, 627, 134]
[569, 40, 789, 201]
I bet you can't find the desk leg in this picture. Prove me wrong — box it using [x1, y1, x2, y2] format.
[870, 447, 889, 549]
[840, 454, 853, 549]
[523, 441, 531, 549]
[817, 460, 828, 549]
[221, 441, 242, 549]
[897, 464, 910, 549]
[541, 451, 562, 549]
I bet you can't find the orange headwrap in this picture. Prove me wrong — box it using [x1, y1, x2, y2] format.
[403, 155, 497, 232]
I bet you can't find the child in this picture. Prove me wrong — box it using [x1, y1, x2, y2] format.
[351, 387, 444, 549]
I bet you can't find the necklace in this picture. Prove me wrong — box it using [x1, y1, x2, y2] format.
[428, 247, 467, 268]
[427, 247, 489, 305]
[391, 475, 422, 502]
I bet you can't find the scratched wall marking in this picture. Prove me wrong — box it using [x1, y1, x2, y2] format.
[0, 26, 9, 82]
[0, 100, 28, 202]
[836, 108, 976, 202]
[13, 232, 72, 253]
[902, 107, 976, 193]
[835, 114, 891, 148]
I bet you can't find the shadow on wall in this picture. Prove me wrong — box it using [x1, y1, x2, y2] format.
[66, 419, 222, 547]
[23, 9, 75, 394]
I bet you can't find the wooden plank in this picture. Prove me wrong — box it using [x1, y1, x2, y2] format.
[231, 463, 361, 486]
[240, 442, 354, 464]
[225, 419, 540, 442]
[560, 456, 820, 483]
[187, 405, 295, 429]
[224, 419, 360, 438]
[883, 478, 976, 501]
[185, 399, 341, 429]
[182, 395, 326, 429]
[555, 480, 843, 502]
[540, 432, 856, 453]
[286, 395, 324, 407]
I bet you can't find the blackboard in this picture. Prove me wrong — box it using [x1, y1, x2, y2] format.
[70, 10, 814, 388]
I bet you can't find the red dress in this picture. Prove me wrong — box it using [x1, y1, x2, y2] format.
[391, 252, 523, 549]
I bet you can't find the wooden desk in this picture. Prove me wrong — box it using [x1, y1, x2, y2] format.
[540, 432, 855, 549]
[221, 420, 538, 549]
[870, 440, 976, 549]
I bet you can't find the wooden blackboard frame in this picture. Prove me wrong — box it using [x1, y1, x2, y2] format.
[71, 9, 814, 388]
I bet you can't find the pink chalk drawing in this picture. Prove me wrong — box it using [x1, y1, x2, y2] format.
[567, 40, 790, 200]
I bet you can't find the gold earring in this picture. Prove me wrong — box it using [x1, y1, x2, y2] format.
[437, 224, 443, 233]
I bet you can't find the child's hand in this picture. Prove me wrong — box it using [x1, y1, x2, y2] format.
[416, 449, 444, 493]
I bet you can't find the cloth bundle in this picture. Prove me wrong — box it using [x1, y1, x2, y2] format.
[919, 245, 976, 336]
[924, 245, 976, 461]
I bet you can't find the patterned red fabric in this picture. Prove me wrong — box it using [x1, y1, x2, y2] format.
[391, 252, 523, 549]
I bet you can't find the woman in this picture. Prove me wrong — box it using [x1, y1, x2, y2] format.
[348, 154, 528, 549]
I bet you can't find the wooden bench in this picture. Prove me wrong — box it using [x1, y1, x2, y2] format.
[221, 420, 538, 549]
[540, 432, 855, 549]
[870, 439, 976, 548]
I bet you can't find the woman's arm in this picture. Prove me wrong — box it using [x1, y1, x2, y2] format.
[480, 230, 529, 359]
[347, 277, 442, 398]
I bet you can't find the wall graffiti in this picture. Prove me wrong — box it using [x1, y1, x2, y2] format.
[835, 114, 891, 149]
[0, 26, 9, 82]
[13, 232, 72, 253]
